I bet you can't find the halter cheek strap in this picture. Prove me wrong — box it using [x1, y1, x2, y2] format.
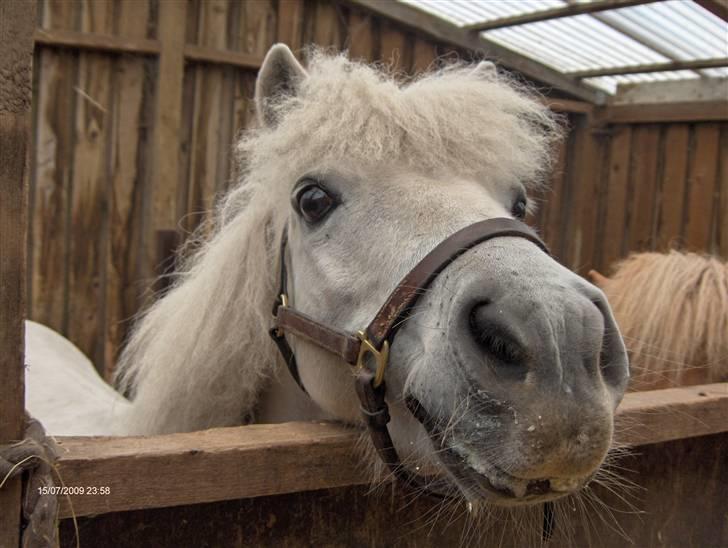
[269, 218, 549, 498]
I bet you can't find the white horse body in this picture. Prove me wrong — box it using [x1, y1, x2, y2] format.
[24, 320, 130, 436]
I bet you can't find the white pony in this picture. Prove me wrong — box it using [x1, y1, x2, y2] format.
[26, 45, 628, 506]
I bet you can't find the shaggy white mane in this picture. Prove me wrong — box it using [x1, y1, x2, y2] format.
[116, 50, 562, 435]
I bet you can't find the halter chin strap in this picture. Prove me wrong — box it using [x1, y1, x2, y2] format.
[269, 218, 549, 499]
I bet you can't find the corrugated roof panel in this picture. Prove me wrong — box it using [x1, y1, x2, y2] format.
[400, 0, 569, 26]
[599, 1, 728, 61]
[486, 15, 670, 72]
[399, 0, 728, 95]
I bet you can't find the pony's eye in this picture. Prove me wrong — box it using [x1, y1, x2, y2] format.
[511, 196, 527, 220]
[296, 184, 335, 224]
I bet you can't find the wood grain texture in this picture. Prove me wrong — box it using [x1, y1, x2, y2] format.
[277, 0, 305, 51]
[625, 124, 660, 252]
[145, 0, 186, 286]
[655, 124, 689, 250]
[52, 383, 728, 520]
[564, 117, 605, 272]
[66, 0, 114, 372]
[539, 129, 568, 252]
[30, 0, 76, 335]
[34, 27, 161, 55]
[0, 0, 35, 544]
[313, 0, 344, 49]
[55, 422, 363, 518]
[347, 9, 375, 62]
[598, 100, 728, 124]
[103, 0, 152, 379]
[58, 433, 728, 548]
[411, 35, 437, 74]
[684, 123, 720, 251]
[379, 20, 410, 73]
[720, 123, 728, 256]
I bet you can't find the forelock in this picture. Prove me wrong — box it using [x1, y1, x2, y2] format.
[235, 49, 563, 207]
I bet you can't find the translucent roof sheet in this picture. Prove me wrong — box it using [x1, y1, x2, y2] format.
[400, 0, 728, 94]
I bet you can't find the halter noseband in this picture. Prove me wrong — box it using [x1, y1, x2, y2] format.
[269, 217, 549, 496]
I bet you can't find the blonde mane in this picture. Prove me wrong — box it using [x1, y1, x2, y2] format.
[116, 50, 560, 434]
[600, 250, 728, 391]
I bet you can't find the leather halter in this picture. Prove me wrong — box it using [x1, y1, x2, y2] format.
[269, 217, 549, 494]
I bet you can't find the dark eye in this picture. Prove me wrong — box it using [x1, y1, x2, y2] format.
[511, 196, 527, 220]
[296, 184, 335, 224]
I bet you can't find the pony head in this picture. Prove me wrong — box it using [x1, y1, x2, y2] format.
[119, 45, 629, 507]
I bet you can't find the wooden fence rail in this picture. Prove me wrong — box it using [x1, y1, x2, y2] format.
[53, 382, 728, 519]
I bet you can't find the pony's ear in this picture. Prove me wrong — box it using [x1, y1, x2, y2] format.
[472, 60, 497, 78]
[588, 269, 611, 288]
[255, 44, 307, 128]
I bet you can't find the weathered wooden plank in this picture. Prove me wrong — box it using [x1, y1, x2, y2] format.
[185, 0, 227, 233]
[655, 124, 689, 251]
[684, 123, 720, 250]
[34, 28, 161, 56]
[546, 119, 577, 259]
[30, 3, 78, 335]
[229, 0, 275, 183]
[145, 0, 186, 287]
[541, 128, 569, 253]
[600, 125, 632, 270]
[597, 100, 728, 124]
[277, 0, 304, 51]
[52, 383, 728, 520]
[569, 56, 728, 78]
[625, 124, 660, 252]
[347, 9, 375, 62]
[313, 0, 344, 49]
[103, 0, 151, 379]
[240, 0, 277, 57]
[564, 117, 605, 272]
[56, 422, 364, 519]
[411, 35, 437, 74]
[544, 98, 594, 114]
[0, 1, 35, 544]
[379, 21, 410, 73]
[57, 434, 728, 548]
[615, 383, 728, 446]
[720, 123, 728, 256]
[66, 0, 114, 372]
[183, 45, 262, 69]
[591, 127, 614, 272]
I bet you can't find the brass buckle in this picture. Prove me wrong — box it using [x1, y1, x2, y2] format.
[274, 294, 289, 337]
[356, 331, 390, 388]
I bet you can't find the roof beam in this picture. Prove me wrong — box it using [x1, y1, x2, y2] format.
[346, 0, 606, 104]
[464, 0, 661, 32]
[694, 0, 728, 21]
[568, 57, 728, 78]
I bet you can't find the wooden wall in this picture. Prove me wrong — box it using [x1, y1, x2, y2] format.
[532, 118, 728, 275]
[28, 0, 727, 378]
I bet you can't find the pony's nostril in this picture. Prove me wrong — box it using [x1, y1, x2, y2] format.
[469, 302, 527, 367]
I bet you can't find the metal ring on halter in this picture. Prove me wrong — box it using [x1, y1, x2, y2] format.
[355, 331, 389, 388]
